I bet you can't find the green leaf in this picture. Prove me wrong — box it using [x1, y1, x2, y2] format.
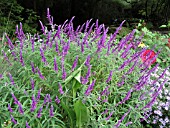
[74, 100, 89, 128]
[61, 101, 76, 128]
[159, 25, 167, 28]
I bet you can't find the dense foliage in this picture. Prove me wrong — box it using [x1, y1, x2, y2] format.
[0, 8, 169, 128]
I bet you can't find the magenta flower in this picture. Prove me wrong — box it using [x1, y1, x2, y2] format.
[26, 121, 31, 128]
[58, 83, 64, 95]
[9, 73, 15, 85]
[30, 78, 35, 90]
[85, 80, 96, 96]
[71, 56, 79, 71]
[54, 57, 58, 72]
[10, 115, 17, 124]
[8, 103, 13, 113]
[37, 106, 43, 118]
[30, 95, 37, 112]
[49, 105, 54, 117]
[55, 96, 60, 104]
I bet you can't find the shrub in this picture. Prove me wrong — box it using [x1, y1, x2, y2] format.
[0, 8, 168, 128]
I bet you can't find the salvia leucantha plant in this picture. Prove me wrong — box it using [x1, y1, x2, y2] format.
[0, 8, 169, 128]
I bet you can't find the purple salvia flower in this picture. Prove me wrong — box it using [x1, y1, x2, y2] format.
[95, 19, 99, 29]
[55, 41, 59, 54]
[47, 8, 53, 25]
[20, 49, 24, 66]
[53, 25, 61, 41]
[5, 34, 14, 49]
[43, 95, 48, 105]
[36, 67, 45, 80]
[81, 76, 88, 84]
[8, 103, 13, 112]
[30, 95, 37, 112]
[121, 43, 133, 58]
[18, 102, 24, 114]
[11, 51, 17, 61]
[55, 96, 60, 104]
[101, 86, 110, 96]
[36, 88, 42, 101]
[9, 73, 15, 85]
[87, 23, 95, 35]
[115, 108, 131, 128]
[125, 60, 138, 74]
[142, 95, 158, 110]
[75, 25, 81, 34]
[11, 93, 19, 104]
[61, 19, 68, 29]
[49, 105, 54, 117]
[54, 57, 58, 72]
[106, 70, 113, 83]
[58, 83, 64, 94]
[47, 94, 52, 102]
[125, 121, 133, 126]
[39, 20, 45, 34]
[10, 115, 17, 124]
[116, 89, 133, 106]
[85, 55, 91, 67]
[85, 80, 96, 96]
[79, 23, 85, 33]
[37, 106, 43, 118]
[40, 47, 47, 64]
[26, 121, 31, 128]
[72, 56, 79, 71]
[0, 74, 3, 79]
[85, 65, 92, 80]
[30, 62, 36, 74]
[30, 78, 35, 90]
[84, 19, 92, 33]
[105, 111, 114, 120]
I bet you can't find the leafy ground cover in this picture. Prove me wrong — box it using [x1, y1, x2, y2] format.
[0, 8, 169, 128]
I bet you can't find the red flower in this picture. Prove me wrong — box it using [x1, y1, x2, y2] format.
[140, 49, 156, 66]
[168, 38, 170, 43]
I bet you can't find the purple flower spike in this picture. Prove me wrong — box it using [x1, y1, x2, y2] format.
[26, 121, 31, 128]
[8, 104, 13, 113]
[18, 102, 24, 114]
[105, 111, 114, 120]
[40, 47, 47, 64]
[0, 74, 3, 79]
[54, 57, 58, 72]
[85, 55, 91, 67]
[115, 108, 131, 128]
[9, 73, 15, 85]
[2, 50, 12, 65]
[58, 83, 64, 95]
[36, 88, 42, 101]
[55, 96, 60, 104]
[106, 70, 113, 83]
[62, 65, 67, 80]
[49, 105, 54, 117]
[116, 89, 133, 106]
[10, 115, 17, 124]
[39, 20, 45, 34]
[20, 49, 25, 66]
[5, 34, 15, 50]
[30, 95, 37, 112]
[85, 80, 96, 96]
[36, 67, 45, 80]
[30, 62, 36, 74]
[72, 56, 79, 71]
[37, 106, 43, 118]
[11, 93, 19, 104]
